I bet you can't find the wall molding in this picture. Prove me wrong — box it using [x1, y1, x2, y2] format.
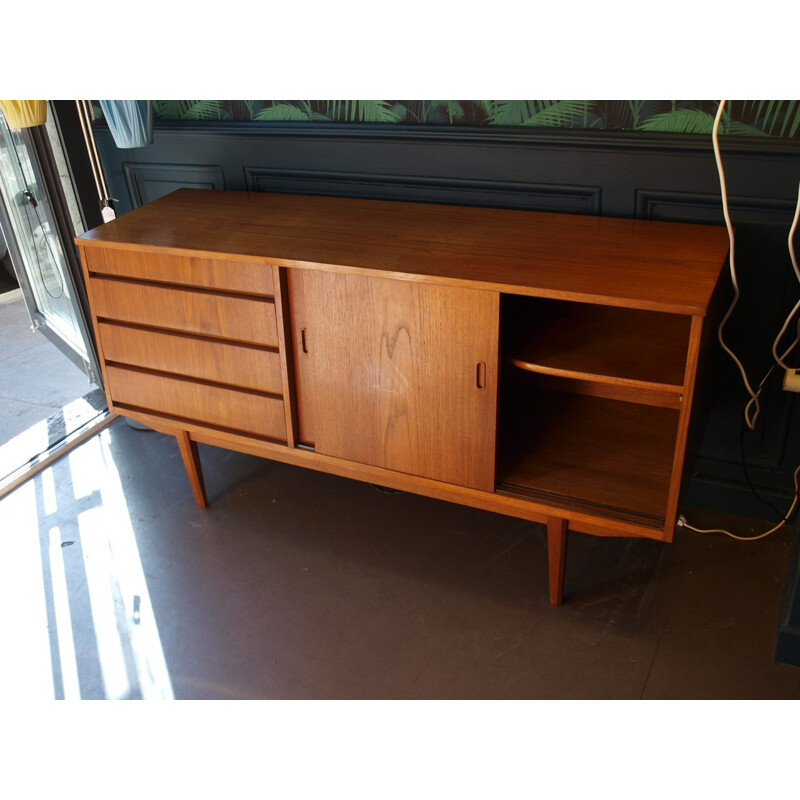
[242, 167, 601, 214]
[637, 189, 799, 226]
[123, 162, 225, 207]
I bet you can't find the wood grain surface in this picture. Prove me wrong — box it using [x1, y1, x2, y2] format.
[497, 385, 680, 522]
[504, 295, 690, 391]
[77, 188, 729, 315]
[89, 276, 279, 347]
[289, 268, 499, 491]
[107, 365, 286, 441]
[85, 246, 275, 296]
[98, 321, 283, 394]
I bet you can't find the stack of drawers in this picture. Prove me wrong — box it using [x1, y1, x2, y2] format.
[83, 248, 287, 443]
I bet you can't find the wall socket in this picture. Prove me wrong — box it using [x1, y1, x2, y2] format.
[784, 368, 800, 392]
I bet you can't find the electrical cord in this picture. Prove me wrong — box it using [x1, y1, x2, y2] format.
[712, 100, 762, 430]
[677, 464, 800, 540]
[738, 416, 786, 522]
[772, 181, 800, 370]
[687, 362, 790, 515]
[679, 101, 800, 541]
[76, 100, 116, 222]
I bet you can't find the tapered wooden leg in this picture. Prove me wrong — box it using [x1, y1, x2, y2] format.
[547, 516, 568, 606]
[176, 430, 208, 509]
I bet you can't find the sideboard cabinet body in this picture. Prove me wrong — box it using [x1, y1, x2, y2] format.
[76, 189, 729, 604]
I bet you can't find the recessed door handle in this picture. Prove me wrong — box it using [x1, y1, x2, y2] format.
[301, 328, 308, 354]
[476, 361, 486, 390]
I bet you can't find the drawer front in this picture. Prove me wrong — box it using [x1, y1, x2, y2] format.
[90, 277, 279, 347]
[98, 322, 283, 395]
[106, 365, 286, 441]
[86, 247, 274, 296]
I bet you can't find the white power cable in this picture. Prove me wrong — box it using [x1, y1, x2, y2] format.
[680, 101, 800, 541]
[712, 99, 762, 430]
[677, 465, 800, 540]
[772, 182, 800, 370]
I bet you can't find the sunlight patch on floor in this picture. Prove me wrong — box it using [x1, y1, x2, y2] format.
[0, 479, 56, 699]
[0, 428, 173, 699]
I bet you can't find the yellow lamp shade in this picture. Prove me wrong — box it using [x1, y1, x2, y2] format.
[0, 100, 48, 128]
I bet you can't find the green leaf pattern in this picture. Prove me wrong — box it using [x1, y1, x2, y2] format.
[144, 101, 800, 138]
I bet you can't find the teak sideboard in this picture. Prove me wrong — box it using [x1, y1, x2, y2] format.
[76, 189, 730, 605]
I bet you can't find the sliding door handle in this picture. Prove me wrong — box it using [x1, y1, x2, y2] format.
[476, 361, 486, 390]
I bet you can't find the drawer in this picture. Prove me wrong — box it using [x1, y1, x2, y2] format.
[106, 365, 286, 441]
[86, 247, 274, 296]
[98, 322, 283, 395]
[90, 277, 279, 347]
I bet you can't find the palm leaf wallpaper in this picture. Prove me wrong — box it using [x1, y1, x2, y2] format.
[111, 100, 800, 137]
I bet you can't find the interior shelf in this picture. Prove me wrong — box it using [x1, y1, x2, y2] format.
[503, 296, 691, 401]
[496, 382, 680, 525]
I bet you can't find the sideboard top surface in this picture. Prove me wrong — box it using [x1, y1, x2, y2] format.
[76, 189, 729, 315]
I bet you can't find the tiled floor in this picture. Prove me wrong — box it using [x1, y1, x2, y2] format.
[0, 288, 93, 439]
[1, 417, 797, 700]
[0, 284, 103, 482]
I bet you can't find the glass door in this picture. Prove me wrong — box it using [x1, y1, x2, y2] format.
[0, 108, 101, 384]
[0, 105, 108, 495]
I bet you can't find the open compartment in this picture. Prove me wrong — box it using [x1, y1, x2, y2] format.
[501, 294, 691, 407]
[496, 373, 680, 524]
[496, 295, 689, 525]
